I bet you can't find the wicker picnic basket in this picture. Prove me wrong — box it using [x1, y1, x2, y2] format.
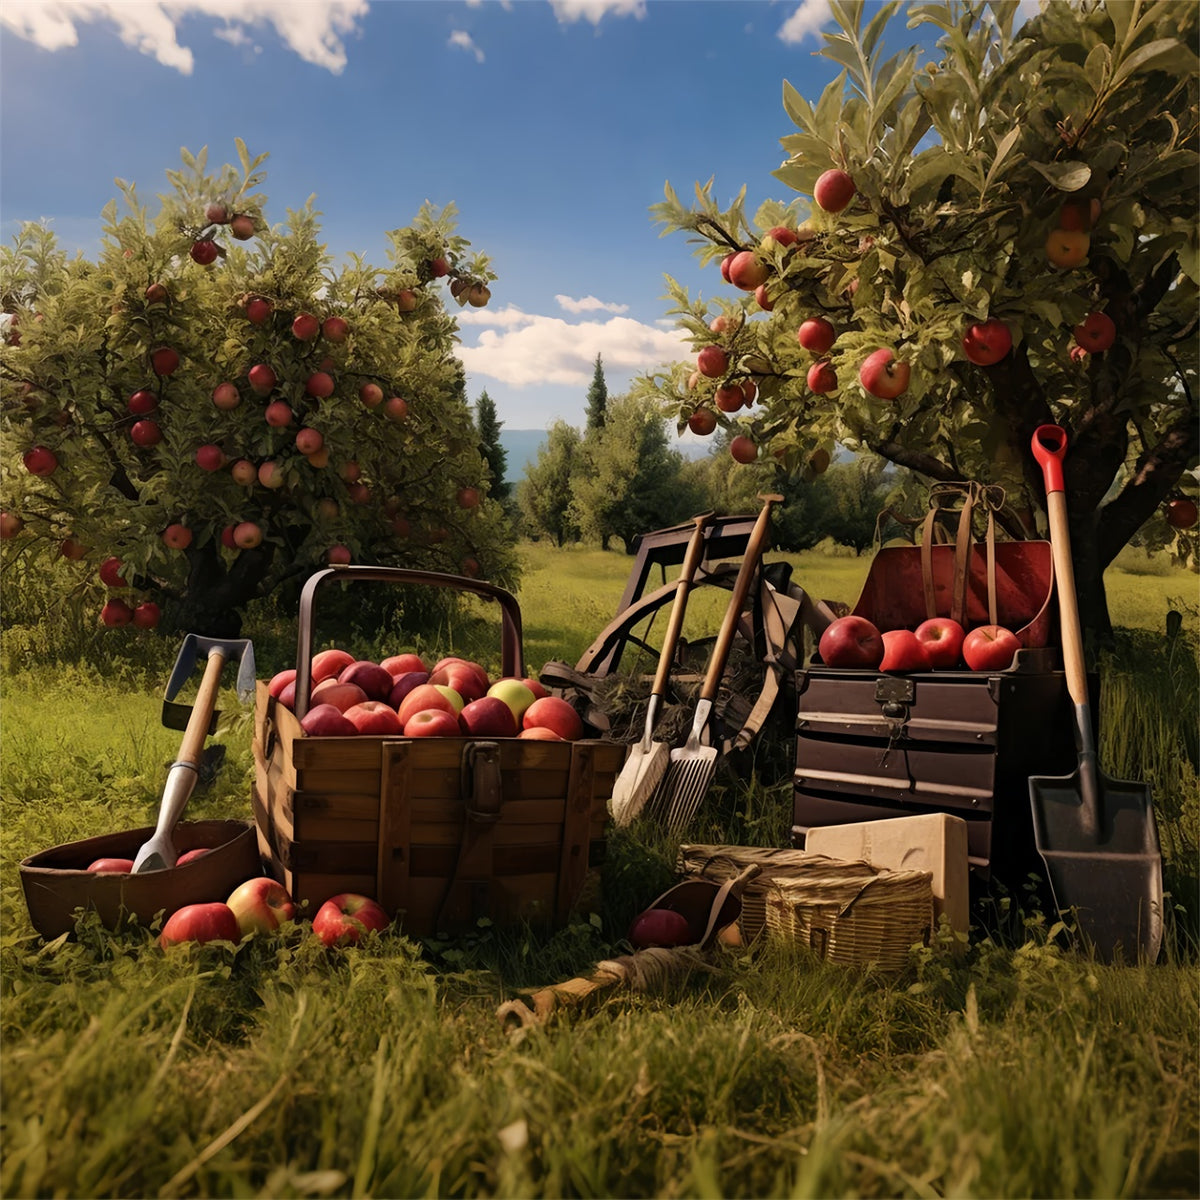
[677, 844, 933, 971]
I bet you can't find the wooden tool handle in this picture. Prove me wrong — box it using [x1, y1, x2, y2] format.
[177, 651, 227, 766]
[651, 512, 714, 697]
[700, 495, 781, 702]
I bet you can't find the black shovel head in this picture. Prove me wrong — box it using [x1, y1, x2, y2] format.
[1029, 766, 1163, 963]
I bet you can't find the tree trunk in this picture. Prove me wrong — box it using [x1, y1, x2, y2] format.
[165, 541, 277, 638]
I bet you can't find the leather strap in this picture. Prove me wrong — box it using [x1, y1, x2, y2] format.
[435, 741, 503, 931]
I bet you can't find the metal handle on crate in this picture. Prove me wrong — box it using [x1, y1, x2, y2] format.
[292, 567, 525, 719]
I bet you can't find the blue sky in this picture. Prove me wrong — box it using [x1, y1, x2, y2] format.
[2, 0, 880, 434]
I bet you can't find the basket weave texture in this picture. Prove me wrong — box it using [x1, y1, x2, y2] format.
[678, 844, 933, 972]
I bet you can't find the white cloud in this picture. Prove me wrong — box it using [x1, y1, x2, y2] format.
[456, 304, 540, 330]
[549, 0, 646, 27]
[555, 294, 628, 315]
[448, 29, 484, 62]
[458, 312, 688, 388]
[0, 0, 369, 74]
[777, 0, 833, 45]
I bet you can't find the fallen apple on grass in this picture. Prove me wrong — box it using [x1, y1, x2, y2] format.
[629, 908, 693, 948]
[226, 877, 296, 936]
[312, 893, 389, 947]
[160, 902, 240, 948]
[962, 624, 1020, 671]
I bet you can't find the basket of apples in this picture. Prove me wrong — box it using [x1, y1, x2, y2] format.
[252, 566, 626, 937]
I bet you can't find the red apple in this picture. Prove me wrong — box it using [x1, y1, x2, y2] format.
[797, 317, 836, 354]
[101, 599, 134, 627]
[859, 348, 911, 399]
[359, 382, 384, 408]
[190, 239, 219, 266]
[386, 671, 430, 708]
[264, 400, 293, 428]
[99, 557, 127, 587]
[730, 435, 758, 464]
[456, 486, 481, 509]
[879, 629, 934, 673]
[160, 902, 240, 948]
[300, 703, 359, 737]
[195, 444, 225, 471]
[130, 419, 162, 447]
[697, 345, 729, 379]
[128, 388, 158, 414]
[962, 624, 1020, 671]
[87, 857, 133, 873]
[23, 445, 58, 476]
[818, 615, 885, 669]
[395, 289, 417, 312]
[0, 512, 24, 539]
[1073, 311, 1116, 353]
[59, 535, 88, 559]
[226, 877, 295, 936]
[1046, 228, 1089, 269]
[295, 428, 324, 456]
[322, 315, 349, 342]
[248, 363, 276, 395]
[176, 848, 212, 865]
[212, 382, 241, 410]
[688, 408, 718, 436]
[220, 524, 238, 550]
[458, 696, 519, 738]
[629, 908, 693, 948]
[522, 677, 549, 700]
[233, 521, 263, 549]
[522, 696, 583, 741]
[806, 361, 837, 394]
[150, 346, 180, 376]
[132, 602, 161, 629]
[384, 396, 408, 422]
[205, 202, 230, 224]
[404, 709, 462, 737]
[312, 893, 389, 947]
[727, 250, 769, 292]
[244, 296, 272, 325]
[1166, 498, 1198, 530]
[258, 461, 285, 489]
[312, 648, 355, 683]
[914, 617, 966, 669]
[230, 459, 257, 485]
[344, 701, 404, 735]
[268, 668, 297, 699]
[396, 683, 459, 727]
[162, 523, 193, 550]
[814, 169, 856, 213]
[381, 652, 427, 676]
[754, 284, 773, 311]
[292, 312, 320, 341]
[144, 282, 169, 304]
[347, 482, 371, 505]
[518, 727, 564, 741]
[428, 256, 450, 277]
[229, 213, 256, 240]
[715, 383, 745, 413]
[339, 461, 361, 483]
[719, 252, 736, 282]
[305, 371, 335, 399]
[327, 544, 352, 565]
[962, 319, 1012, 366]
[766, 224, 799, 247]
[430, 657, 489, 696]
[338, 660, 395, 702]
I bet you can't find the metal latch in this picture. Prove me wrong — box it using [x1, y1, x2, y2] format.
[873, 676, 914, 766]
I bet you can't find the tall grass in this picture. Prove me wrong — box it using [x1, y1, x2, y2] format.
[1, 542, 1197, 1198]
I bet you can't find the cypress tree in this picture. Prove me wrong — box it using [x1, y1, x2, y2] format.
[475, 389, 509, 500]
[585, 353, 608, 432]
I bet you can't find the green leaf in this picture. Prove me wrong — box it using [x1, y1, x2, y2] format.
[981, 125, 1022, 196]
[782, 80, 815, 131]
[814, 71, 850, 137]
[1084, 43, 1112, 93]
[1110, 38, 1193, 91]
[862, 1, 900, 58]
[1029, 160, 1092, 192]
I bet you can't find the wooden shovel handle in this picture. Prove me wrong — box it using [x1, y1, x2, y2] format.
[700, 494, 782, 702]
[1032, 425, 1088, 707]
[177, 651, 227, 766]
[651, 512, 714, 697]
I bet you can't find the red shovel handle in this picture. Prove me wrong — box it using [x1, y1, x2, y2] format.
[1032, 424, 1067, 494]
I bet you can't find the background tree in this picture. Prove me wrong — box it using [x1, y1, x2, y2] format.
[518, 420, 582, 546]
[585, 353, 608, 433]
[474, 389, 509, 501]
[572, 395, 703, 552]
[640, 0, 1199, 645]
[0, 142, 515, 636]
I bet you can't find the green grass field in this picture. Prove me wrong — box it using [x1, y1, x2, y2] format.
[1, 542, 1197, 1198]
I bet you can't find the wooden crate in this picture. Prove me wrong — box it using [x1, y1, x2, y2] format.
[253, 686, 623, 934]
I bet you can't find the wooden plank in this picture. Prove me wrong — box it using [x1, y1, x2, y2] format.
[294, 767, 381, 795]
[377, 742, 414, 918]
[294, 814, 380, 844]
[291, 789, 380, 822]
[557, 742, 595, 922]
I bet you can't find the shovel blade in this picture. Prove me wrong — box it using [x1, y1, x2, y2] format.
[657, 746, 718, 838]
[610, 741, 670, 826]
[1029, 768, 1163, 962]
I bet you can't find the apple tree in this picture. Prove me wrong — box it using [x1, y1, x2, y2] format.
[640, 0, 1199, 643]
[0, 142, 515, 637]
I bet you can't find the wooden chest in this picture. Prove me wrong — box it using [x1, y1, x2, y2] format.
[792, 648, 1078, 879]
